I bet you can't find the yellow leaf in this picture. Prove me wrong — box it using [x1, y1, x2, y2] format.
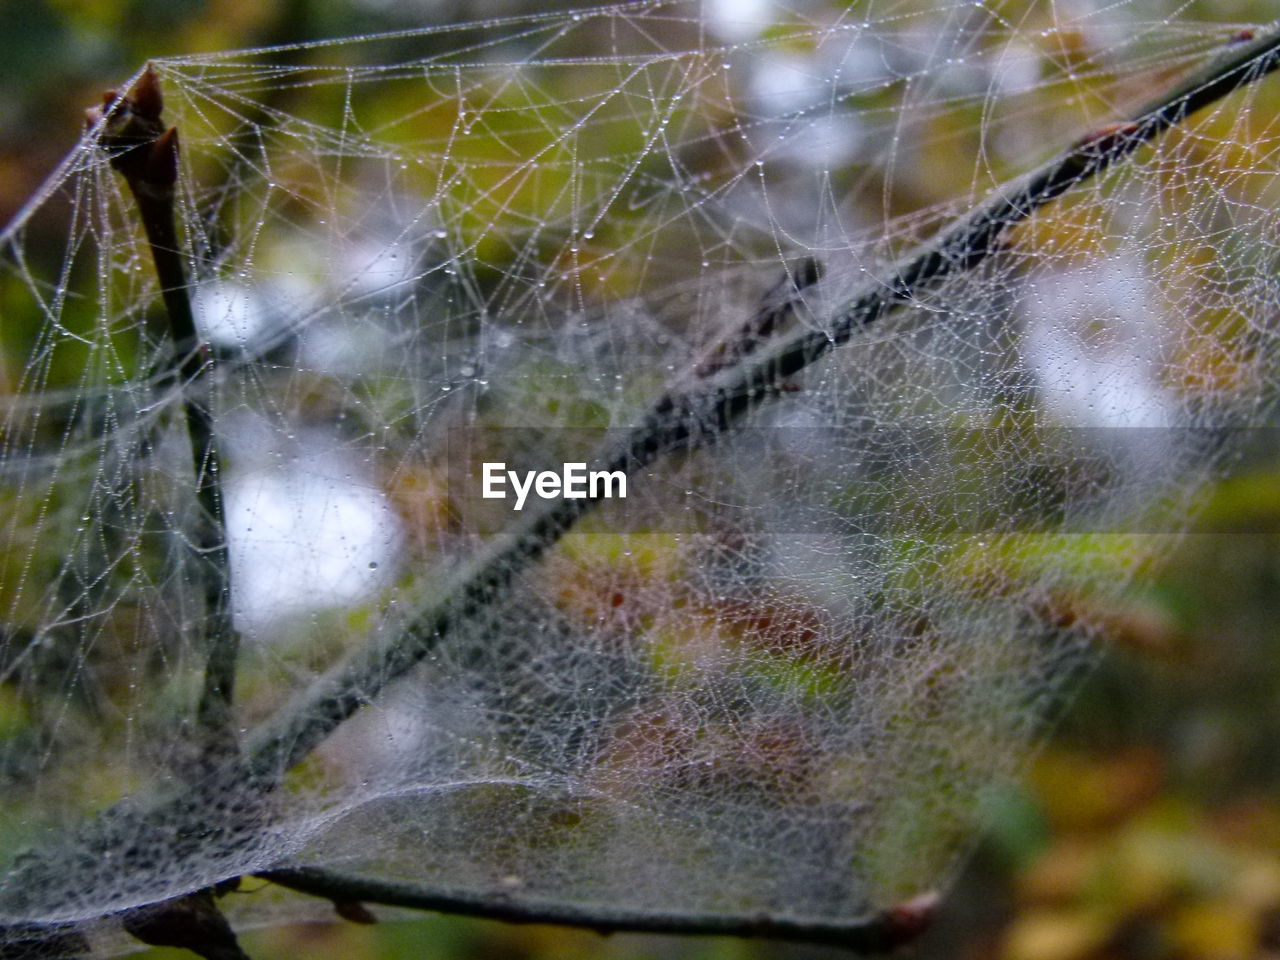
[1003, 909, 1111, 960]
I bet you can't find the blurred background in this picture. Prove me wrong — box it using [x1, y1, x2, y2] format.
[6, 1, 1280, 959]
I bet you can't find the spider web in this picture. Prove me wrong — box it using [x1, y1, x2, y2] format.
[2, 0, 1279, 950]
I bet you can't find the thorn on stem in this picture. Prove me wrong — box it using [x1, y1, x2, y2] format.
[121, 889, 252, 960]
[333, 900, 378, 925]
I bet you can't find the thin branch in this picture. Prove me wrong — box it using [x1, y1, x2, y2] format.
[243, 24, 1280, 783]
[87, 65, 241, 755]
[258, 866, 938, 949]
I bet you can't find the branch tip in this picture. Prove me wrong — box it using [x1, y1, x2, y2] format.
[88, 66, 171, 191]
[130, 63, 165, 123]
[88, 67, 242, 759]
[882, 891, 941, 946]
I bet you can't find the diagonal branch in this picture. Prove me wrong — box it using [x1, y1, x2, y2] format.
[87, 65, 242, 756]
[242, 24, 1280, 784]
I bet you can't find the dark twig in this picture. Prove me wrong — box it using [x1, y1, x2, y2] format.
[86, 66, 242, 755]
[259, 866, 938, 950]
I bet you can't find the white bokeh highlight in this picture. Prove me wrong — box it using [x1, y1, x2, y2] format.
[225, 432, 403, 636]
[1022, 257, 1176, 430]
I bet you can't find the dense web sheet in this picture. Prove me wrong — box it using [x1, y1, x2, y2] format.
[2, 0, 1280, 952]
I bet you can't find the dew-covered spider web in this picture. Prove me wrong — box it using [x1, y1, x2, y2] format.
[3, 0, 1280, 952]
